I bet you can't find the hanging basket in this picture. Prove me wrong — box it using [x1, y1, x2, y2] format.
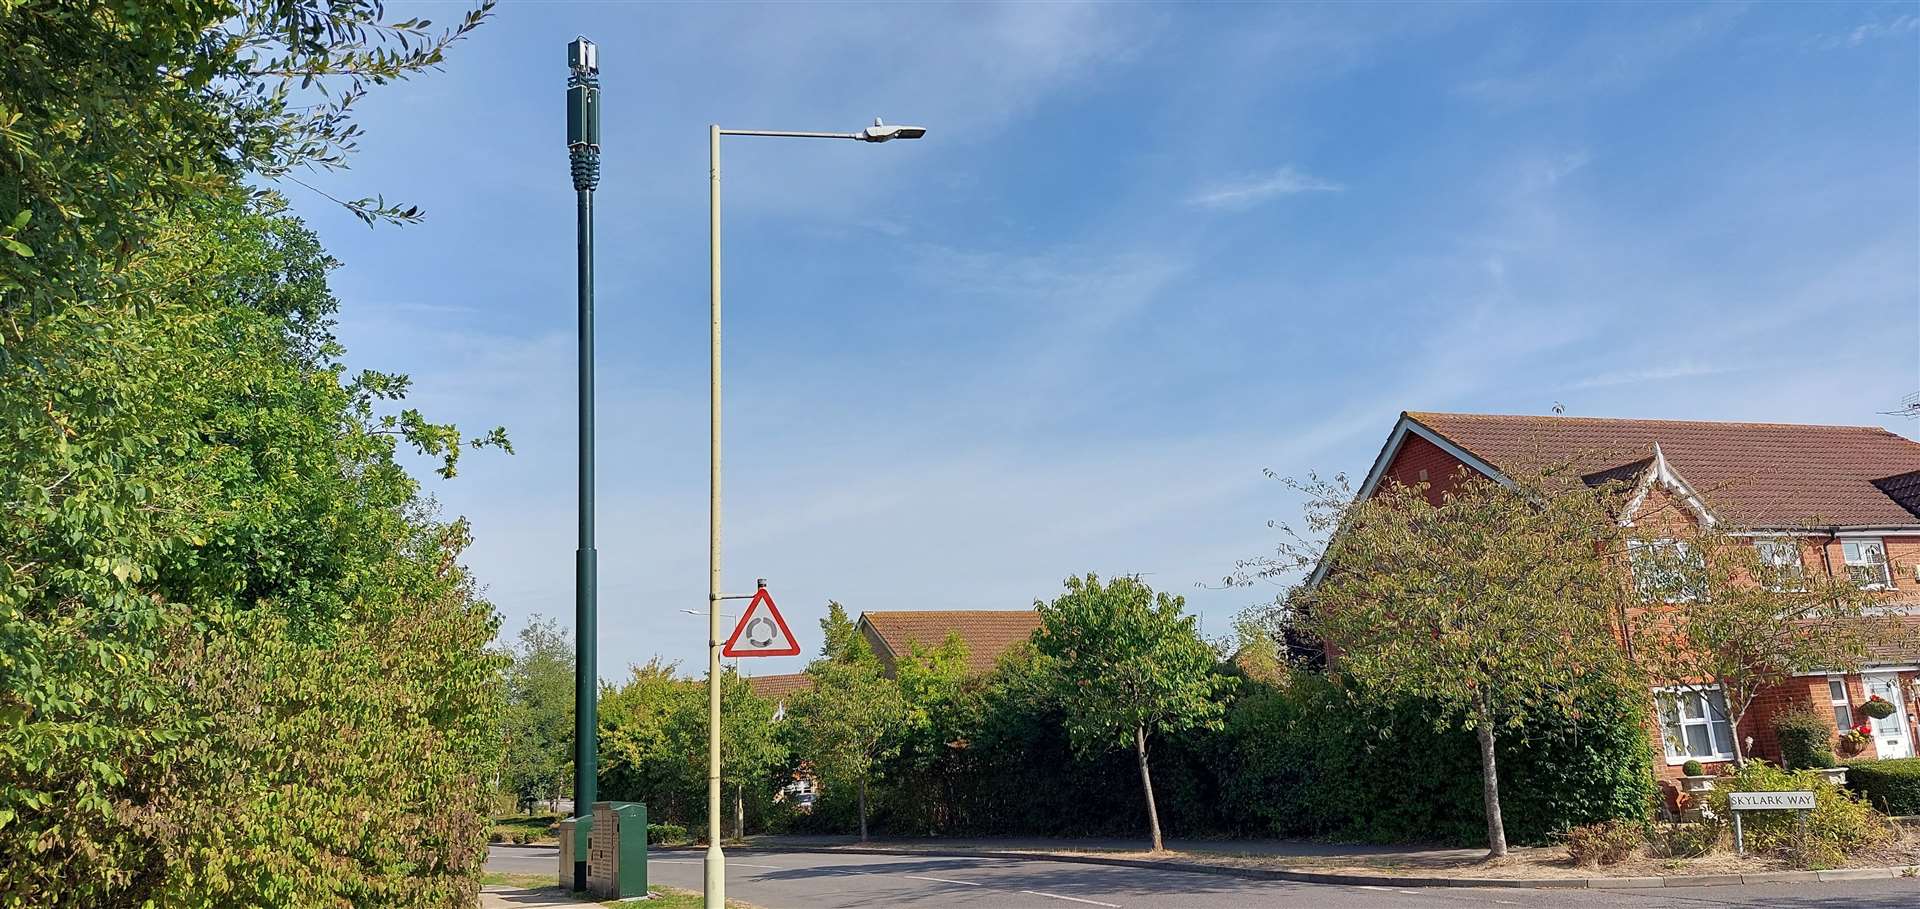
[1863, 696, 1897, 720]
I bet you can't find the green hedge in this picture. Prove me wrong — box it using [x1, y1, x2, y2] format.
[1846, 758, 1920, 815]
[1210, 672, 1655, 845]
[788, 665, 1654, 847]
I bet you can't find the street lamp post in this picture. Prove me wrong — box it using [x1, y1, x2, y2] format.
[704, 117, 925, 909]
[566, 36, 601, 894]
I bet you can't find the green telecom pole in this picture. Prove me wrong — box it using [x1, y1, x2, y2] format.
[565, 36, 600, 894]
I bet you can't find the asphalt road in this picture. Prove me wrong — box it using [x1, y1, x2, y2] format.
[487, 845, 1919, 908]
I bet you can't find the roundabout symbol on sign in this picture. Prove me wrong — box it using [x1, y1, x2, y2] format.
[721, 588, 800, 657]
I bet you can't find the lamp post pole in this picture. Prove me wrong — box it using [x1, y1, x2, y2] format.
[566, 36, 601, 894]
[703, 118, 926, 909]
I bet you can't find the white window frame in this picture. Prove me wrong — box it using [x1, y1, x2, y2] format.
[1842, 539, 1891, 589]
[1654, 686, 1737, 765]
[1826, 675, 1853, 731]
[1630, 539, 1700, 602]
[1752, 538, 1806, 592]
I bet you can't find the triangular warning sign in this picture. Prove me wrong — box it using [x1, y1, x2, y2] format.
[722, 588, 801, 657]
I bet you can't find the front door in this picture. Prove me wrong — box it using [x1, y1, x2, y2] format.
[1863, 673, 1913, 759]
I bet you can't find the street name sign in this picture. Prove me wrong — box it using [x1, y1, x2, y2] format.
[721, 588, 800, 657]
[1728, 791, 1815, 810]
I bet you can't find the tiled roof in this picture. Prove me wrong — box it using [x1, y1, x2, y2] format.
[859, 610, 1042, 675]
[744, 673, 812, 703]
[1868, 613, 1920, 664]
[1406, 412, 1920, 529]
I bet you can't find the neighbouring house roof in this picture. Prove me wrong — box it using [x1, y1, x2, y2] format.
[857, 610, 1042, 675]
[1401, 412, 1920, 529]
[745, 672, 813, 704]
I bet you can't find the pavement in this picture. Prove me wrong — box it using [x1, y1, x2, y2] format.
[486, 845, 1920, 908]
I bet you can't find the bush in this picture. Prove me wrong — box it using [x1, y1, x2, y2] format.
[1210, 671, 1655, 846]
[1566, 820, 1641, 866]
[1846, 758, 1920, 815]
[1647, 821, 1720, 858]
[1703, 761, 1890, 869]
[648, 823, 691, 845]
[1774, 707, 1839, 770]
[1682, 760, 1705, 777]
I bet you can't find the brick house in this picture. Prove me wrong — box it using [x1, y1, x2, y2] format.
[1345, 411, 1920, 793]
[856, 610, 1042, 677]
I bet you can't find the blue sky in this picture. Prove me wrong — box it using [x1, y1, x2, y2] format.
[293, 1, 1919, 680]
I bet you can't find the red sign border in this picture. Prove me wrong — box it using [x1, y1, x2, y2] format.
[721, 588, 801, 657]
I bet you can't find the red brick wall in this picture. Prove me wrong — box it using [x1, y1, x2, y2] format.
[1380, 432, 1476, 503]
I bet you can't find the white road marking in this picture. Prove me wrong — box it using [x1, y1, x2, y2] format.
[1018, 890, 1121, 908]
[905, 875, 982, 886]
[1357, 885, 1395, 892]
[647, 859, 785, 870]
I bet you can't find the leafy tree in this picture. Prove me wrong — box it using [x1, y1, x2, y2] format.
[502, 617, 575, 812]
[1, 0, 495, 328]
[668, 671, 784, 840]
[1246, 470, 1632, 857]
[1030, 574, 1228, 852]
[0, 192, 505, 905]
[789, 608, 904, 841]
[598, 660, 701, 822]
[1628, 520, 1889, 765]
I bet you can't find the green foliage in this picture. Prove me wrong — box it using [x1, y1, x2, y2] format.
[0, 196, 504, 906]
[0, 0, 495, 326]
[596, 664, 783, 837]
[1030, 574, 1228, 848]
[501, 617, 576, 812]
[1646, 821, 1721, 858]
[1682, 759, 1705, 777]
[1210, 670, 1654, 846]
[1845, 758, 1920, 816]
[1032, 575, 1228, 755]
[1702, 761, 1890, 869]
[1565, 820, 1641, 866]
[788, 613, 906, 839]
[1241, 468, 1635, 854]
[647, 823, 690, 846]
[1773, 707, 1839, 771]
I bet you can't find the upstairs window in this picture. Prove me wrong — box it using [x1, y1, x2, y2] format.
[1753, 539, 1805, 591]
[1629, 539, 1702, 602]
[1842, 540, 1891, 589]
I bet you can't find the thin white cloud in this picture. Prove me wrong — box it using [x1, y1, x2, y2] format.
[1187, 167, 1344, 211]
[1567, 362, 1745, 391]
[1812, 13, 1919, 50]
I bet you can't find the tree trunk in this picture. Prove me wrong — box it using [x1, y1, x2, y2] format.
[1724, 685, 1749, 767]
[1135, 723, 1164, 852]
[858, 776, 869, 842]
[1475, 715, 1508, 859]
[735, 786, 745, 841]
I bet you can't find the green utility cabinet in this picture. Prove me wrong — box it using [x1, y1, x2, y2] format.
[587, 801, 648, 899]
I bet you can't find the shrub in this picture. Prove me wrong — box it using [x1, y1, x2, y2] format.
[1682, 760, 1705, 776]
[1211, 671, 1654, 846]
[648, 823, 691, 845]
[1773, 707, 1839, 770]
[1847, 758, 1920, 815]
[1566, 820, 1641, 866]
[1703, 761, 1890, 869]
[1647, 821, 1721, 858]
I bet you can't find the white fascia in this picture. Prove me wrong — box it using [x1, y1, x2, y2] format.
[1304, 414, 1509, 588]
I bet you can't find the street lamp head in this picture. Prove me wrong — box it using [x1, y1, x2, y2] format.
[859, 117, 928, 143]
